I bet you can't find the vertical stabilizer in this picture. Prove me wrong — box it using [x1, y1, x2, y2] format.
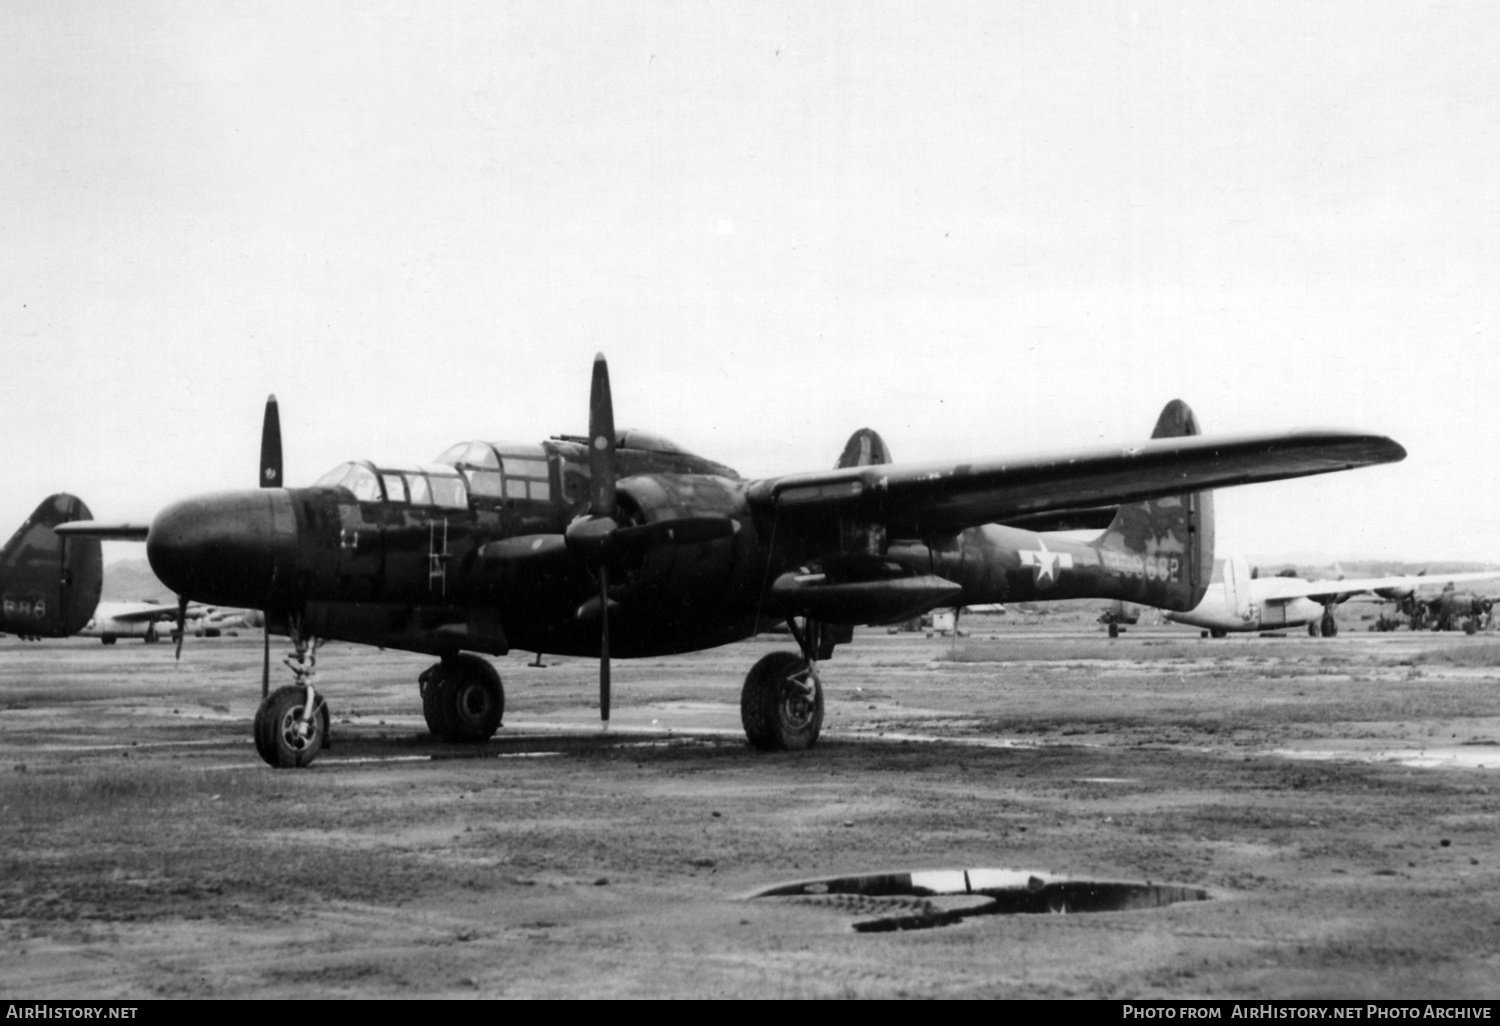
[835, 428, 892, 469]
[0, 494, 103, 637]
[1092, 401, 1216, 612]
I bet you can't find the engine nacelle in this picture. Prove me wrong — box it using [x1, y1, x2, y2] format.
[614, 474, 756, 615]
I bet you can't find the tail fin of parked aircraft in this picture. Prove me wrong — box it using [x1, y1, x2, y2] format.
[1092, 401, 1216, 612]
[0, 494, 103, 638]
[835, 428, 892, 469]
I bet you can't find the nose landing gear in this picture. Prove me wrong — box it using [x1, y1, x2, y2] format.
[252, 617, 330, 768]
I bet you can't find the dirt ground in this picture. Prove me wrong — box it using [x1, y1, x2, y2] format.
[3, 613, 1500, 999]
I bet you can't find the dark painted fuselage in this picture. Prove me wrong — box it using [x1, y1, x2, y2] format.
[147, 439, 786, 658]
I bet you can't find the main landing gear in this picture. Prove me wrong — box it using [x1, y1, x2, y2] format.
[741, 618, 835, 751]
[1308, 609, 1338, 637]
[420, 652, 504, 742]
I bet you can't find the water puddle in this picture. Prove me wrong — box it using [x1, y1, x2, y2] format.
[748, 868, 1210, 932]
[1275, 746, 1500, 770]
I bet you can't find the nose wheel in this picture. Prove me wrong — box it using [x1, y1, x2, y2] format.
[254, 685, 329, 768]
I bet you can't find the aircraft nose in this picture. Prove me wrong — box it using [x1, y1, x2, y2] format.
[147, 490, 297, 607]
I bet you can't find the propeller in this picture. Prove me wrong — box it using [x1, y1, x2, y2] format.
[259, 395, 281, 694]
[574, 355, 618, 725]
[261, 394, 282, 488]
[174, 595, 188, 661]
[559, 355, 739, 729]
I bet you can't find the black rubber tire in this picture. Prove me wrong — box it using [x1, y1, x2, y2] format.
[101, 636, 116, 646]
[1209, 629, 1227, 639]
[1322, 612, 1338, 638]
[1308, 621, 1321, 637]
[1107, 623, 1119, 639]
[1465, 619, 1479, 635]
[253, 685, 329, 769]
[420, 654, 503, 742]
[741, 651, 823, 752]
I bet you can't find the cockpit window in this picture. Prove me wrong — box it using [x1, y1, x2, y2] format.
[381, 474, 407, 503]
[437, 440, 551, 504]
[312, 462, 382, 503]
[430, 476, 466, 508]
[404, 473, 431, 506]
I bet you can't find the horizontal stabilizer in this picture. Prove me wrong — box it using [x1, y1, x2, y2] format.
[55, 522, 151, 541]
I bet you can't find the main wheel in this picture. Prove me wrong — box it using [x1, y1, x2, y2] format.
[420, 654, 504, 742]
[253, 685, 329, 769]
[1321, 611, 1338, 637]
[1107, 623, 1119, 639]
[741, 651, 824, 752]
[1308, 621, 1321, 637]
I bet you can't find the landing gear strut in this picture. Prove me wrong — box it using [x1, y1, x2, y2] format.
[252, 615, 329, 768]
[741, 618, 832, 751]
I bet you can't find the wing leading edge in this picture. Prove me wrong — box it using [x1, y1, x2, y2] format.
[747, 429, 1405, 537]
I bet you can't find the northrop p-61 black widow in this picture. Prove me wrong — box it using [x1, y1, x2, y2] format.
[61, 356, 1405, 768]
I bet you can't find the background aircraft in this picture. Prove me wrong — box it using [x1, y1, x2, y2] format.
[1370, 580, 1499, 633]
[1165, 559, 1500, 637]
[62, 356, 1404, 768]
[1097, 601, 1142, 637]
[79, 600, 186, 644]
[0, 494, 101, 640]
[76, 600, 258, 644]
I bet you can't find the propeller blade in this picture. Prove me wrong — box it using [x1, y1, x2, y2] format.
[174, 595, 188, 661]
[262, 610, 271, 698]
[260, 394, 283, 488]
[588, 354, 616, 517]
[611, 516, 737, 553]
[598, 565, 610, 726]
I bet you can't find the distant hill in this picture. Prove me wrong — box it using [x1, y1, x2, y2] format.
[102, 559, 173, 602]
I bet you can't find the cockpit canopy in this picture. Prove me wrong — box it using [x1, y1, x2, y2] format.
[312, 461, 468, 509]
[433, 442, 552, 502]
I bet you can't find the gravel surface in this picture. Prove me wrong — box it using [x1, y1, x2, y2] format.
[3, 621, 1499, 998]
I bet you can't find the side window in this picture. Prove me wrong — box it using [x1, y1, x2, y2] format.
[405, 473, 431, 506]
[381, 474, 407, 503]
[498, 453, 552, 502]
[466, 469, 503, 498]
[430, 475, 467, 509]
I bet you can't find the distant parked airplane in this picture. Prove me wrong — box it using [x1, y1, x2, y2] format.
[1165, 558, 1500, 637]
[0, 494, 102, 640]
[80, 601, 262, 644]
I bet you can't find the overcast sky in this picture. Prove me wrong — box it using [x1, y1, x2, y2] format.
[3, 1, 1497, 564]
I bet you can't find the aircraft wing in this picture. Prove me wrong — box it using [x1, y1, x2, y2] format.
[103, 602, 206, 623]
[1257, 570, 1500, 605]
[746, 429, 1404, 537]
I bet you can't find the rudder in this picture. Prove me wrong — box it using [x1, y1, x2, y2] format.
[1093, 401, 1215, 612]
